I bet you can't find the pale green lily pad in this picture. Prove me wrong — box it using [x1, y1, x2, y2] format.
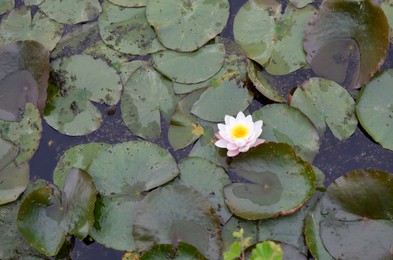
[0, 103, 42, 164]
[381, 0, 393, 42]
[178, 157, 232, 224]
[109, 0, 146, 7]
[222, 216, 258, 251]
[304, 0, 389, 88]
[290, 77, 357, 140]
[0, 41, 50, 114]
[0, 7, 63, 51]
[44, 55, 122, 136]
[146, 0, 229, 51]
[53, 143, 110, 190]
[168, 90, 205, 151]
[99, 2, 164, 55]
[88, 141, 179, 251]
[133, 184, 222, 259]
[356, 69, 393, 151]
[152, 44, 225, 84]
[39, 0, 102, 24]
[0, 70, 38, 121]
[0, 163, 29, 205]
[121, 65, 177, 139]
[224, 142, 316, 220]
[24, 0, 44, 6]
[252, 104, 320, 162]
[0, 138, 18, 170]
[289, 0, 313, 8]
[18, 169, 96, 256]
[140, 242, 207, 260]
[0, 0, 13, 14]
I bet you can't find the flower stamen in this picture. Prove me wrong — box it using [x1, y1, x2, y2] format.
[231, 124, 249, 139]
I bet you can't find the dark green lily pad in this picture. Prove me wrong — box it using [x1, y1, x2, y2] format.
[0, 7, 63, 50]
[99, 2, 164, 55]
[0, 103, 42, 164]
[39, 0, 102, 24]
[145, 0, 229, 51]
[88, 141, 179, 251]
[290, 77, 357, 140]
[304, 0, 389, 88]
[152, 44, 225, 84]
[178, 157, 232, 224]
[224, 142, 316, 220]
[133, 184, 222, 259]
[121, 65, 177, 139]
[0, 41, 50, 114]
[0, 0, 13, 14]
[168, 90, 205, 151]
[356, 69, 393, 151]
[252, 104, 320, 162]
[0, 162, 29, 205]
[140, 242, 207, 260]
[17, 169, 96, 256]
[0, 138, 18, 170]
[53, 142, 110, 189]
[305, 169, 393, 259]
[109, 0, 146, 7]
[0, 70, 38, 121]
[44, 55, 122, 136]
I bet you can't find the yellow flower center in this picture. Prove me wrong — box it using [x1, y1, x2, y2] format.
[231, 124, 249, 139]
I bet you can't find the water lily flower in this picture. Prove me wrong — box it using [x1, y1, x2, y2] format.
[215, 111, 265, 157]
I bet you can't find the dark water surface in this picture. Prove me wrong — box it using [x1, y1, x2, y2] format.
[26, 0, 393, 259]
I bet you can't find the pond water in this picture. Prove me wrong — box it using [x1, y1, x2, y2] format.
[3, 0, 393, 259]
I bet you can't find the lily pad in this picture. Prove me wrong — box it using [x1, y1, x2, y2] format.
[39, 0, 102, 24]
[145, 0, 229, 51]
[88, 141, 179, 251]
[252, 104, 320, 162]
[109, 0, 146, 7]
[305, 169, 393, 259]
[0, 41, 50, 114]
[99, 2, 164, 55]
[53, 142, 110, 189]
[0, 162, 29, 205]
[121, 65, 177, 139]
[304, 0, 389, 88]
[0, 138, 18, 170]
[0, 7, 63, 51]
[44, 55, 122, 136]
[17, 168, 97, 256]
[0, 103, 42, 164]
[224, 142, 316, 220]
[24, 0, 44, 6]
[140, 242, 207, 259]
[152, 43, 226, 84]
[133, 184, 222, 259]
[168, 90, 205, 151]
[381, 1, 393, 42]
[178, 157, 232, 224]
[222, 216, 258, 251]
[289, 0, 313, 8]
[0, 0, 13, 14]
[290, 77, 357, 140]
[356, 69, 393, 151]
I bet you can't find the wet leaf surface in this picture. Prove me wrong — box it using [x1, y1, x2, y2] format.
[0, 162, 29, 205]
[0, 137, 18, 170]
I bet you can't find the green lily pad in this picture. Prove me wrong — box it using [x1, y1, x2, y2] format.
[0, 70, 38, 121]
[168, 90, 205, 151]
[109, 0, 146, 7]
[44, 55, 122, 136]
[53, 142, 111, 189]
[152, 44, 226, 84]
[99, 2, 164, 55]
[252, 104, 320, 162]
[306, 169, 393, 259]
[0, 103, 42, 164]
[24, 0, 44, 6]
[0, 162, 29, 205]
[145, 0, 229, 51]
[121, 65, 177, 139]
[224, 142, 316, 220]
[133, 184, 222, 259]
[290, 77, 357, 140]
[222, 216, 258, 252]
[0, 138, 18, 170]
[178, 157, 232, 224]
[39, 0, 102, 24]
[17, 168, 97, 256]
[0, 41, 50, 114]
[356, 69, 393, 151]
[140, 242, 207, 260]
[289, 0, 313, 8]
[88, 141, 179, 251]
[381, 1, 393, 42]
[0, 7, 63, 51]
[0, 0, 13, 14]
[304, 0, 389, 88]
